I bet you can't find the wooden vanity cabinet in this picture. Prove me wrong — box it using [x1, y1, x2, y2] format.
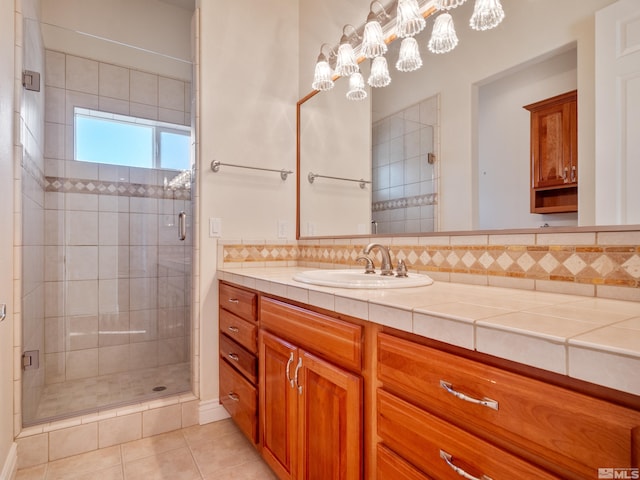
[524, 90, 578, 213]
[377, 332, 640, 479]
[259, 297, 363, 480]
[218, 282, 259, 444]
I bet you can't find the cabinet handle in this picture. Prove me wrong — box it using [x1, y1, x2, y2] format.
[440, 380, 499, 411]
[571, 165, 576, 182]
[228, 392, 240, 402]
[227, 298, 239, 304]
[294, 358, 303, 395]
[227, 326, 239, 333]
[563, 167, 568, 182]
[440, 450, 493, 480]
[286, 352, 295, 388]
[228, 353, 239, 362]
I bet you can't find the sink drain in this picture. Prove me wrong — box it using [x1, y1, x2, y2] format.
[152, 386, 167, 392]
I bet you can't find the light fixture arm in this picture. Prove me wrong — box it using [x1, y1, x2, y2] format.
[367, 0, 390, 22]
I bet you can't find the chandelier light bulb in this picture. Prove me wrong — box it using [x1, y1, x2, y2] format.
[396, 0, 426, 38]
[368, 56, 391, 88]
[312, 57, 334, 91]
[428, 13, 459, 54]
[396, 37, 422, 72]
[435, 0, 467, 10]
[361, 20, 387, 58]
[346, 72, 368, 101]
[469, 0, 505, 31]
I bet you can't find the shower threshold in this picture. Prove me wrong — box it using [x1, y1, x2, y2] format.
[25, 362, 191, 426]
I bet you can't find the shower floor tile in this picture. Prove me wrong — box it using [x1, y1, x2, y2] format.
[32, 363, 191, 423]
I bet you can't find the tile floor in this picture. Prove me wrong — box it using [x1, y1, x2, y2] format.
[15, 419, 277, 480]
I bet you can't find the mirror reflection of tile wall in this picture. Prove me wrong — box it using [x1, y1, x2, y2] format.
[372, 95, 439, 235]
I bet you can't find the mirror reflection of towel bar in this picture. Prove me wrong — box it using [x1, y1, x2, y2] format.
[307, 172, 371, 189]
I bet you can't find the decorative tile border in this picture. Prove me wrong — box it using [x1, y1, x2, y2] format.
[45, 176, 191, 200]
[372, 193, 437, 212]
[221, 241, 640, 290]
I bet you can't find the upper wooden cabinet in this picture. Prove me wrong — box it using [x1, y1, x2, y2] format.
[524, 90, 578, 214]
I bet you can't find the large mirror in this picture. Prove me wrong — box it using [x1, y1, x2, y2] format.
[297, 0, 639, 238]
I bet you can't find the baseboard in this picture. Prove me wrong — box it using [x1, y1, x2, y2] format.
[198, 398, 230, 425]
[0, 443, 17, 480]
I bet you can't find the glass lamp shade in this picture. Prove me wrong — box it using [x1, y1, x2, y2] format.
[469, 0, 505, 31]
[396, 37, 422, 72]
[361, 20, 387, 59]
[396, 0, 426, 38]
[311, 59, 334, 91]
[368, 56, 391, 88]
[435, 0, 467, 10]
[335, 42, 359, 77]
[346, 73, 367, 101]
[428, 13, 459, 54]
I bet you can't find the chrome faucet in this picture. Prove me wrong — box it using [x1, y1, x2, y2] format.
[363, 243, 394, 276]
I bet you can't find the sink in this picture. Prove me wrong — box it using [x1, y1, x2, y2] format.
[292, 269, 433, 289]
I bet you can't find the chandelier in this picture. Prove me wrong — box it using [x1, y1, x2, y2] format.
[311, 0, 505, 100]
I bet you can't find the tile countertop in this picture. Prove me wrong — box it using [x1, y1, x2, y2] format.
[217, 267, 640, 397]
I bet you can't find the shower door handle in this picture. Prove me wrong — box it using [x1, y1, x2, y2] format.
[178, 211, 187, 241]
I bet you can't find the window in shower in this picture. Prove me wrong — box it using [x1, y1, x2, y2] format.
[74, 108, 190, 170]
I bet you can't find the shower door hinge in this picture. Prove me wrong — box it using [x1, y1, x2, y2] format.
[22, 70, 41, 92]
[22, 350, 39, 370]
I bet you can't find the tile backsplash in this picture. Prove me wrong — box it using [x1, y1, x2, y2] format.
[220, 230, 640, 302]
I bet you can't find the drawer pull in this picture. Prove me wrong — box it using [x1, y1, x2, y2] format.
[228, 392, 240, 402]
[228, 353, 239, 362]
[228, 298, 240, 304]
[440, 380, 499, 411]
[286, 352, 295, 388]
[227, 326, 240, 333]
[440, 450, 493, 480]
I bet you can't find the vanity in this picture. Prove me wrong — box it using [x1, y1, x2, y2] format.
[218, 266, 640, 480]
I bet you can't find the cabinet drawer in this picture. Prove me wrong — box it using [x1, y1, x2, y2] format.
[261, 297, 362, 371]
[378, 389, 558, 480]
[220, 358, 257, 444]
[220, 308, 257, 353]
[377, 444, 432, 480]
[378, 333, 640, 478]
[220, 334, 257, 384]
[219, 282, 257, 322]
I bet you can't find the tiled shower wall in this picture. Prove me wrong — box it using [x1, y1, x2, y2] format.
[37, 50, 193, 407]
[372, 95, 439, 234]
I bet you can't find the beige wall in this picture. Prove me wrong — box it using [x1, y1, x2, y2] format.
[197, 0, 299, 403]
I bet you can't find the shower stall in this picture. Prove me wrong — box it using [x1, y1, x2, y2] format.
[20, 4, 195, 425]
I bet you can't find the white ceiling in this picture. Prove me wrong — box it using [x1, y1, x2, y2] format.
[157, 0, 195, 11]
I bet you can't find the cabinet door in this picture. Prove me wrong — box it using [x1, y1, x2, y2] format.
[297, 350, 362, 480]
[260, 331, 298, 480]
[526, 91, 577, 188]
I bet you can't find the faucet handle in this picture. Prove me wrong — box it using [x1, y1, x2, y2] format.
[356, 255, 376, 274]
[395, 259, 408, 277]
